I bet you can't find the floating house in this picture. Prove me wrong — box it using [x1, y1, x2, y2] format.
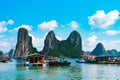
[76, 54, 96, 63]
[96, 55, 120, 64]
[25, 53, 46, 66]
[81, 54, 96, 60]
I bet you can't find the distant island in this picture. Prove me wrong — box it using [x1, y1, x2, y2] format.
[13, 28, 38, 59]
[13, 28, 83, 58]
[1, 28, 120, 59]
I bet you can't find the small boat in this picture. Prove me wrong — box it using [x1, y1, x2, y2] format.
[0, 58, 8, 63]
[76, 59, 86, 63]
[48, 61, 71, 66]
[46, 57, 71, 66]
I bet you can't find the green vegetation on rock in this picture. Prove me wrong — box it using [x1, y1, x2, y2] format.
[43, 31, 83, 58]
[91, 42, 107, 56]
[0, 51, 4, 57]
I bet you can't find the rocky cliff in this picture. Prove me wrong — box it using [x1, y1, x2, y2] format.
[8, 49, 14, 58]
[91, 43, 107, 56]
[42, 30, 83, 58]
[107, 49, 120, 56]
[43, 31, 58, 55]
[67, 31, 82, 50]
[14, 28, 37, 59]
[0, 51, 4, 57]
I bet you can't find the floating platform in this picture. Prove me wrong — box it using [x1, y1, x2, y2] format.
[24, 62, 47, 67]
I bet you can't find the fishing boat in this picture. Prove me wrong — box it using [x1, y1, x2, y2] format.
[46, 57, 71, 66]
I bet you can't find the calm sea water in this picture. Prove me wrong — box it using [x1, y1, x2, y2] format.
[0, 59, 120, 80]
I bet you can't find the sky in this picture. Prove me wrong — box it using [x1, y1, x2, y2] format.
[0, 0, 120, 52]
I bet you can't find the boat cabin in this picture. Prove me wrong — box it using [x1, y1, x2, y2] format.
[27, 53, 44, 64]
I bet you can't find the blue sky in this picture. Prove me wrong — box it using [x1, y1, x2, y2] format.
[0, 0, 120, 52]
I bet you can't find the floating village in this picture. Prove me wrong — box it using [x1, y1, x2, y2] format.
[1, 52, 120, 67]
[0, 28, 120, 67]
[1, 27, 120, 80]
[1, 1, 120, 80]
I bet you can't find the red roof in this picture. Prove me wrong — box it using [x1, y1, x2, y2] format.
[82, 54, 96, 57]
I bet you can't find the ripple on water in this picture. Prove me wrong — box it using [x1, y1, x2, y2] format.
[0, 59, 120, 80]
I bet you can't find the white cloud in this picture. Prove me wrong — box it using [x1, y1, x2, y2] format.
[105, 30, 120, 35]
[83, 35, 120, 51]
[28, 33, 47, 51]
[101, 40, 120, 51]
[38, 20, 58, 30]
[88, 10, 120, 28]
[56, 36, 62, 41]
[20, 24, 32, 31]
[0, 21, 6, 27]
[9, 24, 32, 32]
[86, 35, 98, 46]
[28, 33, 62, 51]
[0, 26, 7, 33]
[0, 41, 10, 52]
[7, 19, 14, 25]
[83, 35, 98, 51]
[0, 19, 14, 33]
[70, 21, 79, 30]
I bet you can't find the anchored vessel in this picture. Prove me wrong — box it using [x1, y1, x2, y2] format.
[46, 57, 71, 66]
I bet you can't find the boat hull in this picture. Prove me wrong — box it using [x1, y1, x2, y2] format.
[48, 61, 71, 66]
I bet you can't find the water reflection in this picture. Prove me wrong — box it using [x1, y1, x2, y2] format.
[1, 59, 120, 80]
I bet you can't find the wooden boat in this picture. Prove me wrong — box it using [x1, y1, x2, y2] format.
[0, 58, 8, 63]
[97, 60, 120, 64]
[48, 61, 71, 66]
[46, 58, 71, 66]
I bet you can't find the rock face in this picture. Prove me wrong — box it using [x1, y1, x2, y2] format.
[14, 28, 37, 59]
[43, 31, 58, 55]
[67, 31, 82, 50]
[42, 30, 83, 58]
[0, 51, 4, 57]
[107, 49, 120, 56]
[91, 43, 107, 56]
[8, 49, 14, 58]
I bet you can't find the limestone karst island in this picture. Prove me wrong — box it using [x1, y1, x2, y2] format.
[1, 0, 120, 80]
